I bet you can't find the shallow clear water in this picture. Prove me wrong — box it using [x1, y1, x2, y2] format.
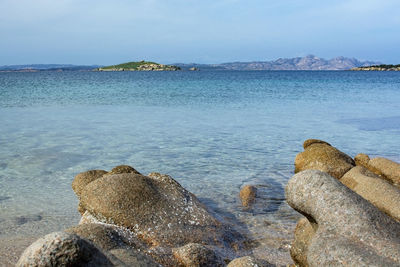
[1, 71, 399, 262]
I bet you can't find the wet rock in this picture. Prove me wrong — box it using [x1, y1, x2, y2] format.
[16, 231, 114, 266]
[294, 139, 355, 179]
[172, 243, 225, 267]
[80, 171, 242, 249]
[290, 218, 315, 267]
[72, 169, 108, 198]
[239, 185, 257, 208]
[341, 166, 400, 221]
[355, 153, 400, 187]
[66, 223, 160, 266]
[286, 170, 400, 266]
[227, 256, 269, 267]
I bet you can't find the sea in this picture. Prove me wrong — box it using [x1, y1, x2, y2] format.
[1, 70, 399, 264]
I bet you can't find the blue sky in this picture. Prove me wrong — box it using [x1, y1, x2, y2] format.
[0, 0, 399, 65]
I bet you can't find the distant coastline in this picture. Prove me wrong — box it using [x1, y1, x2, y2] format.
[95, 61, 181, 71]
[350, 64, 400, 71]
[0, 55, 393, 72]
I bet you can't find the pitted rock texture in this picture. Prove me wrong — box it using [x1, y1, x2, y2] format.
[16, 232, 115, 267]
[294, 139, 355, 179]
[172, 243, 225, 267]
[341, 166, 400, 221]
[355, 153, 400, 187]
[286, 170, 400, 266]
[227, 256, 271, 267]
[79, 171, 243, 249]
[66, 223, 131, 251]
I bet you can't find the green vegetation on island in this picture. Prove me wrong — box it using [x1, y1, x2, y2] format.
[351, 64, 400, 71]
[95, 61, 181, 71]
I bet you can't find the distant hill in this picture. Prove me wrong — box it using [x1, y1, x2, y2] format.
[0, 64, 101, 72]
[175, 55, 380, 71]
[0, 56, 383, 72]
[351, 64, 400, 71]
[96, 61, 180, 71]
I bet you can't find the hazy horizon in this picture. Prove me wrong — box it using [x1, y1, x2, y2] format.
[1, 0, 399, 65]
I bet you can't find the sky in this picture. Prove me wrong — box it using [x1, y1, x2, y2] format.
[0, 0, 399, 65]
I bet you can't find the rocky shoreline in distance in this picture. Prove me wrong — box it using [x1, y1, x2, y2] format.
[16, 139, 400, 266]
[351, 64, 400, 71]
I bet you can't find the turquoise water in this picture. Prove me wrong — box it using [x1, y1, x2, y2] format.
[1, 71, 399, 262]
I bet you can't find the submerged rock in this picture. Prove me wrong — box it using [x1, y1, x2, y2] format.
[286, 170, 400, 266]
[340, 166, 400, 221]
[290, 218, 315, 267]
[172, 243, 225, 267]
[239, 185, 257, 208]
[355, 153, 400, 187]
[294, 139, 355, 179]
[16, 232, 115, 267]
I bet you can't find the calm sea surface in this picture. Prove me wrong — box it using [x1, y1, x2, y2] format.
[0, 71, 399, 261]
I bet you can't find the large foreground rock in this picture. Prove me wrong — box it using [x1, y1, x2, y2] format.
[16, 232, 115, 267]
[79, 171, 242, 252]
[340, 166, 400, 221]
[355, 153, 400, 187]
[294, 139, 355, 179]
[286, 170, 400, 266]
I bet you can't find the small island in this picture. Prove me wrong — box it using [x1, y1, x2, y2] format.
[95, 60, 181, 71]
[351, 64, 400, 71]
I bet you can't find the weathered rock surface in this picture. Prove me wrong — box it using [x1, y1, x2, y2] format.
[239, 185, 257, 208]
[286, 170, 400, 266]
[227, 256, 270, 267]
[16, 231, 115, 267]
[66, 223, 160, 266]
[355, 153, 400, 187]
[290, 218, 315, 267]
[341, 166, 400, 221]
[172, 243, 225, 267]
[294, 139, 355, 179]
[79, 171, 243, 252]
[66, 223, 130, 251]
[109, 248, 160, 267]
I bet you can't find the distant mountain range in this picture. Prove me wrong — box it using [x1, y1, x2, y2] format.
[0, 56, 381, 71]
[175, 55, 380, 71]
